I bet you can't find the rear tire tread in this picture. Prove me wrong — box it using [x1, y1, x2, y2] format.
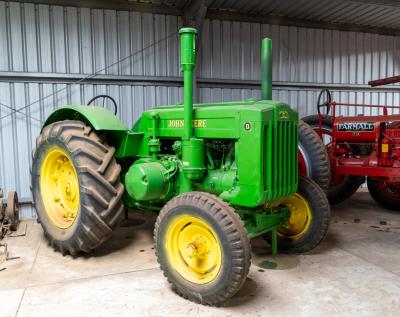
[31, 120, 124, 255]
[299, 120, 331, 192]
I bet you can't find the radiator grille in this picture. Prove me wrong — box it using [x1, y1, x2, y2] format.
[264, 120, 298, 202]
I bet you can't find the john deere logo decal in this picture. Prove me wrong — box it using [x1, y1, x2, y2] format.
[168, 119, 207, 128]
[279, 110, 289, 119]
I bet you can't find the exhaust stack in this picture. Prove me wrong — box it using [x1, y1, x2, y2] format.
[261, 38, 272, 100]
[179, 27, 197, 140]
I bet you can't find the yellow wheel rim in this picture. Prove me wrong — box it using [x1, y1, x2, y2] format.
[40, 146, 80, 229]
[165, 215, 222, 284]
[279, 194, 312, 240]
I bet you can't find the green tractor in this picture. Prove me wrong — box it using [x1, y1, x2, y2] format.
[31, 28, 330, 305]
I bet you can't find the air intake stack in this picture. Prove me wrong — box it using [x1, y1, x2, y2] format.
[179, 27, 197, 139]
[179, 27, 205, 181]
[261, 38, 272, 100]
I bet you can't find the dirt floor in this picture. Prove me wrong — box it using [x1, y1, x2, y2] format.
[1, 191, 400, 317]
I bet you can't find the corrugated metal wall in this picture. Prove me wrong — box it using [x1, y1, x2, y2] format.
[1, 1, 400, 218]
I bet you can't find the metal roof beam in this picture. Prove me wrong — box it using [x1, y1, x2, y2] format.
[2, 71, 400, 92]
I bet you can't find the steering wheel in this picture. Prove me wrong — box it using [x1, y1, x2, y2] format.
[87, 95, 118, 115]
[317, 89, 332, 116]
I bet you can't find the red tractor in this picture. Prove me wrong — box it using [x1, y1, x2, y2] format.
[302, 76, 400, 210]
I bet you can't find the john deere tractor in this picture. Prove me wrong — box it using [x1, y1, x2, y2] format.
[31, 28, 330, 305]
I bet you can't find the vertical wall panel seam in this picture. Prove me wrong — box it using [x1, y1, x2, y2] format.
[77, 8, 83, 74]
[63, 7, 69, 73]
[0, 87, 5, 190]
[90, 9, 95, 76]
[140, 12, 144, 76]
[34, 4, 41, 73]
[49, 5, 55, 73]
[20, 3, 27, 72]
[117, 11, 121, 75]
[128, 11, 133, 76]
[6, 2, 12, 71]
[24, 82, 32, 177]
[10, 83, 20, 192]
[102, 10, 107, 75]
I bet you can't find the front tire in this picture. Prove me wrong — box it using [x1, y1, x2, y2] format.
[31, 120, 124, 255]
[154, 192, 251, 306]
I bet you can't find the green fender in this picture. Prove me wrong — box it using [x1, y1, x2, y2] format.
[43, 106, 128, 132]
[43, 106, 144, 158]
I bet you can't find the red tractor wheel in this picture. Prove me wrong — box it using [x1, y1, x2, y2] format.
[367, 178, 400, 211]
[302, 115, 364, 205]
[298, 120, 331, 193]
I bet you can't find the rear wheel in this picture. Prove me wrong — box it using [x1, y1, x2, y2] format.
[302, 115, 364, 204]
[367, 178, 400, 211]
[31, 120, 124, 255]
[298, 120, 331, 192]
[267, 175, 330, 253]
[154, 191, 251, 306]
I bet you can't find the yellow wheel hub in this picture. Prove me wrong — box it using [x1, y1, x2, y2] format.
[40, 147, 80, 229]
[279, 194, 312, 240]
[166, 215, 222, 284]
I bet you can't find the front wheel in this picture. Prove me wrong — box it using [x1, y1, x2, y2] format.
[367, 178, 400, 211]
[31, 120, 125, 255]
[154, 192, 251, 306]
[266, 175, 331, 253]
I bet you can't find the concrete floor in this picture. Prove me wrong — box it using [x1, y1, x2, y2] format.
[1, 192, 400, 317]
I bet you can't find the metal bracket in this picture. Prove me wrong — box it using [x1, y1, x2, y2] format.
[239, 207, 290, 255]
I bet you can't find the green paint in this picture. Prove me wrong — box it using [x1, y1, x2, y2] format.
[258, 260, 278, 270]
[43, 106, 127, 131]
[261, 38, 272, 100]
[240, 208, 290, 239]
[179, 27, 197, 140]
[182, 138, 206, 180]
[40, 27, 301, 253]
[125, 162, 169, 201]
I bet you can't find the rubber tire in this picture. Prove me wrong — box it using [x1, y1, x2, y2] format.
[31, 120, 124, 255]
[302, 114, 365, 205]
[154, 191, 251, 306]
[266, 175, 331, 253]
[367, 178, 400, 211]
[298, 120, 331, 192]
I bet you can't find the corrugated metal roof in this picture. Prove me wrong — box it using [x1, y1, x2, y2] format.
[9, 0, 400, 31]
[129, 0, 400, 30]
[207, 0, 400, 30]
